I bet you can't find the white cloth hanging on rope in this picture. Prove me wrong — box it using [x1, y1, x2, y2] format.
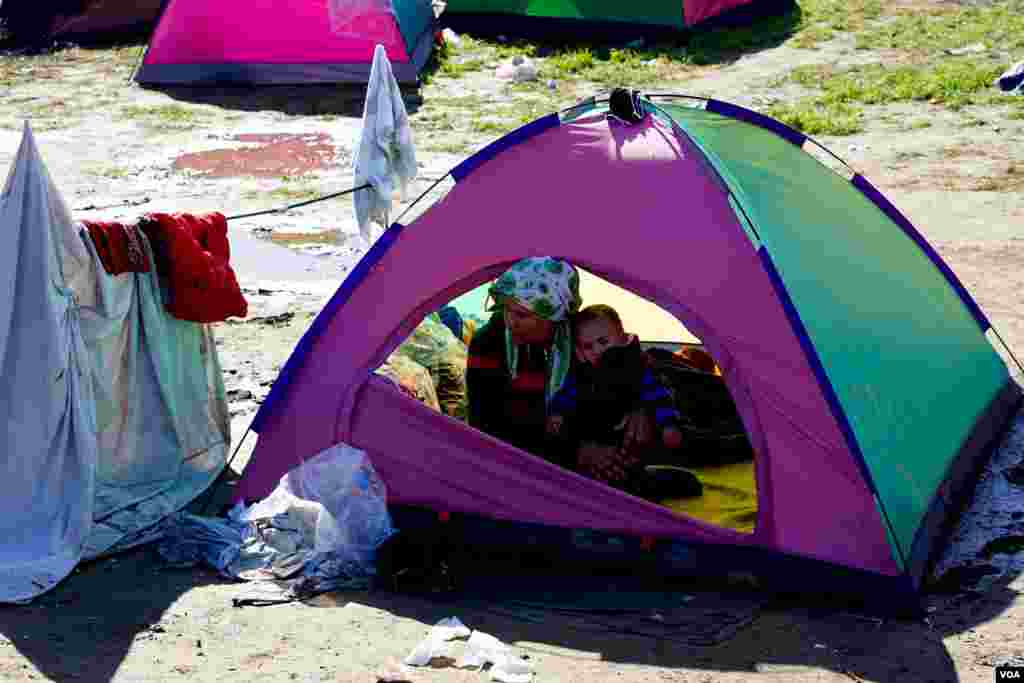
[352, 44, 418, 245]
[0, 123, 97, 603]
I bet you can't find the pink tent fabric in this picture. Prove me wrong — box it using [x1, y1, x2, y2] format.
[684, 0, 760, 26]
[136, 0, 434, 85]
[236, 113, 900, 577]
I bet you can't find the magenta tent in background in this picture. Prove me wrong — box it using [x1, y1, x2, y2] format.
[135, 0, 437, 85]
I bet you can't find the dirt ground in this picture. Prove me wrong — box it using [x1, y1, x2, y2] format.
[2, 7, 1024, 681]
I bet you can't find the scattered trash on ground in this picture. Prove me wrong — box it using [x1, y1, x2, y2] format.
[157, 443, 395, 605]
[403, 617, 533, 682]
[945, 43, 987, 57]
[495, 56, 538, 83]
[442, 28, 461, 47]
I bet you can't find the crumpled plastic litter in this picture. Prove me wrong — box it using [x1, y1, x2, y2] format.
[495, 56, 538, 83]
[457, 630, 533, 683]
[157, 443, 395, 603]
[442, 27, 461, 47]
[404, 617, 533, 681]
[403, 616, 472, 665]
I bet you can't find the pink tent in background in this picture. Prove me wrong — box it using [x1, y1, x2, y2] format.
[134, 0, 437, 86]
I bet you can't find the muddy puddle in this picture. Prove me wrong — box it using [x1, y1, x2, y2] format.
[173, 132, 338, 178]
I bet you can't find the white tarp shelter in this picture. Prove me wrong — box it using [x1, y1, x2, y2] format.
[0, 124, 229, 603]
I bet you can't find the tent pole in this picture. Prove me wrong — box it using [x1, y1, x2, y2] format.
[226, 183, 372, 221]
[198, 423, 253, 516]
[991, 327, 1024, 378]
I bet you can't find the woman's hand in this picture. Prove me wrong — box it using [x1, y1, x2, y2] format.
[577, 443, 637, 483]
[615, 409, 654, 458]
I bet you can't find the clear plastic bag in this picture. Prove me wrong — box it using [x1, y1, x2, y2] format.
[244, 443, 395, 578]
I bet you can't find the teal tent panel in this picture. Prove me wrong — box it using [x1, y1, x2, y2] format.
[392, 0, 436, 56]
[661, 104, 1009, 562]
[449, 281, 492, 322]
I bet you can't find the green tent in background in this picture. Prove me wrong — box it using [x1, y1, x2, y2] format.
[441, 0, 781, 31]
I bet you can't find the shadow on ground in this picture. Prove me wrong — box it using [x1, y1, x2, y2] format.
[441, 0, 802, 67]
[299, 578, 1017, 682]
[1, 548, 1015, 682]
[0, 550, 228, 682]
[152, 84, 424, 118]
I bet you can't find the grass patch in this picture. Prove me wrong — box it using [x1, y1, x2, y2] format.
[765, 100, 864, 135]
[8, 98, 73, 130]
[413, 109, 458, 132]
[441, 56, 489, 77]
[97, 166, 132, 179]
[856, 2, 1024, 54]
[543, 46, 663, 87]
[492, 41, 538, 61]
[243, 181, 320, 202]
[122, 103, 207, 129]
[785, 0, 884, 49]
[785, 58, 1005, 110]
[421, 140, 477, 155]
[469, 118, 511, 134]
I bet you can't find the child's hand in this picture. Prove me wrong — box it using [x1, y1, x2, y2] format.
[662, 426, 683, 450]
[577, 443, 636, 483]
[546, 415, 565, 436]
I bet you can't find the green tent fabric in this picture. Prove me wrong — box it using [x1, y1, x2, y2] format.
[441, 0, 777, 29]
[444, 0, 687, 28]
[659, 102, 1010, 566]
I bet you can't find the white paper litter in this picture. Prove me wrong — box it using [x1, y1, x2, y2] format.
[403, 616, 472, 666]
[404, 618, 533, 681]
[458, 630, 532, 683]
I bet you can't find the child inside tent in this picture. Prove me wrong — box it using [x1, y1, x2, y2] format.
[546, 304, 701, 500]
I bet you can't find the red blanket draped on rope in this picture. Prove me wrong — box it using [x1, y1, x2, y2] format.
[81, 220, 151, 275]
[140, 211, 248, 323]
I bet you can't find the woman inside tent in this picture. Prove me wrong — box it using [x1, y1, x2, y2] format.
[465, 257, 656, 473]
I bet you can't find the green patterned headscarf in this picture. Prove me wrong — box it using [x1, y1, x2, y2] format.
[487, 257, 582, 405]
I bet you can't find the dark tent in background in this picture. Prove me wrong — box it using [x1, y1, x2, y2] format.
[440, 0, 793, 37]
[0, 0, 161, 46]
[49, 0, 163, 40]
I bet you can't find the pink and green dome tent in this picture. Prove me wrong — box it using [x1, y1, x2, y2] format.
[440, 0, 786, 32]
[134, 0, 437, 86]
[233, 92, 1021, 610]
